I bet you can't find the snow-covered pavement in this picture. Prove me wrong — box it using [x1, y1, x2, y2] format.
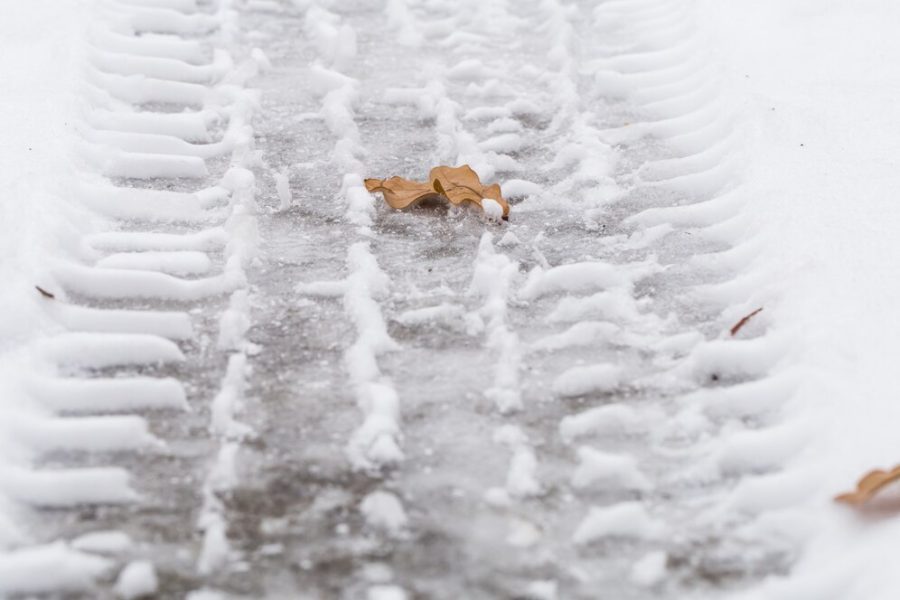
[3, 0, 900, 598]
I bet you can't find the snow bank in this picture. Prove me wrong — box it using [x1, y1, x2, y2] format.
[0, 0, 128, 564]
[684, 2, 900, 598]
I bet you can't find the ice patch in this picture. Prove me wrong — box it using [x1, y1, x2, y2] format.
[274, 167, 292, 210]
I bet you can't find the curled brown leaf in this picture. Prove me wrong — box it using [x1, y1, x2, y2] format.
[365, 164, 509, 219]
[835, 465, 900, 505]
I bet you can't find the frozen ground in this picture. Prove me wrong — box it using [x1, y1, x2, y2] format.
[2, 0, 900, 599]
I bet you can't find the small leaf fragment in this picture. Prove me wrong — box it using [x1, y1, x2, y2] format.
[835, 465, 900, 505]
[730, 307, 763, 336]
[35, 285, 55, 299]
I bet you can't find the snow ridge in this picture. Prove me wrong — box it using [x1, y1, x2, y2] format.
[297, 4, 410, 597]
[196, 2, 262, 579]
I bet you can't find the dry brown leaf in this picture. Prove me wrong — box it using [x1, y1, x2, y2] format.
[363, 176, 438, 210]
[835, 465, 900, 505]
[365, 164, 509, 219]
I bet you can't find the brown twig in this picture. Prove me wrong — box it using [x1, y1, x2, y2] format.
[729, 307, 763, 336]
[35, 285, 55, 299]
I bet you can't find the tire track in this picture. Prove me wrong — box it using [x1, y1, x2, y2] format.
[0, 0, 264, 596]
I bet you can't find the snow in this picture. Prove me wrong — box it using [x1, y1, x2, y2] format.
[0, 0, 265, 590]
[559, 404, 644, 444]
[54, 263, 241, 301]
[96, 250, 212, 275]
[529, 321, 620, 353]
[46, 302, 194, 340]
[114, 560, 159, 599]
[39, 332, 185, 368]
[71, 530, 133, 555]
[210, 353, 252, 440]
[0, 542, 112, 596]
[360, 490, 409, 535]
[86, 228, 229, 252]
[367, 584, 408, 600]
[630, 551, 668, 589]
[29, 376, 188, 413]
[335, 244, 405, 470]
[394, 303, 465, 328]
[3, 0, 900, 595]
[481, 197, 504, 221]
[552, 363, 623, 398]
[571, 446, 653, 492]
[186, 590, 226, 600]
[1, 467, 137, 507]
[494, 425, 542, 498]
[546, 290, 645, 324]
[469, 233, 523, 413]
[521, 260, 657, 300]
[12, 415, 162, 454]
[218, 289, 253, 350]
[0, 0, 152, 558]
[572, 502, 667, 545]
[0, 0, 99, 368]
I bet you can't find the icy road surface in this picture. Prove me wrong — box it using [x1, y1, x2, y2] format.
[8, 0, 899, 598]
